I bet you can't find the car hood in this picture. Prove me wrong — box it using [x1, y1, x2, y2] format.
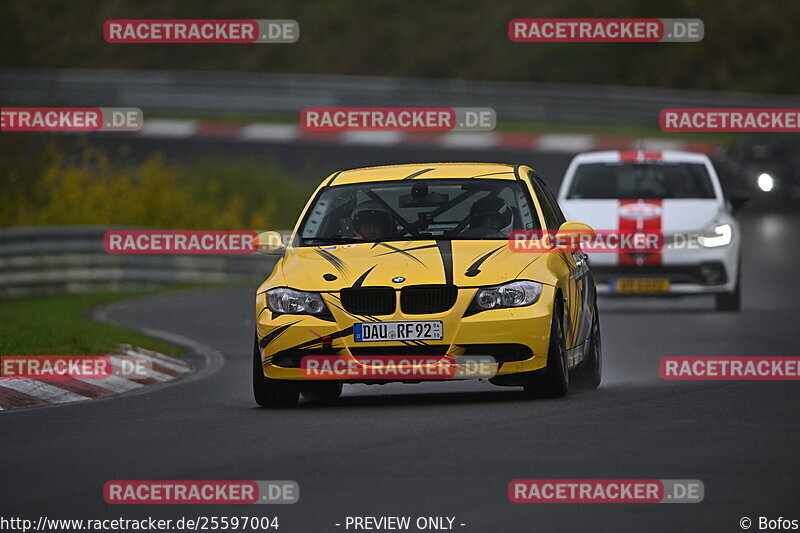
[278, 240, 545, 291]
[560, 199, 723, 233]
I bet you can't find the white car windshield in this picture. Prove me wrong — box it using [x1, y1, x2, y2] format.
[568, 162, 716, 199]
[298, 179, 540, 244]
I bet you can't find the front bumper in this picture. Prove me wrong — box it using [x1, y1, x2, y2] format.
[593, 262, 730, 295]
[255, 285, 555, 382]
[589, 241, 740, 295]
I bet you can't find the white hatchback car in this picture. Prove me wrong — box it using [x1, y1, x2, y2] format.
[558, 150, 742, 311]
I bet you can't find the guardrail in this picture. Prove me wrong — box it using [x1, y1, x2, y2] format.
[0, 226, 281, 298]
[3, 68, 799, 126]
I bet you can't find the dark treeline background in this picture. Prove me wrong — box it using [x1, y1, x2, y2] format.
[1, 0, 798, 94]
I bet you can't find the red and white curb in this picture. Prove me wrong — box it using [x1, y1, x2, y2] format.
[135, 119, 718, 155]
[0, 345, 191, 410]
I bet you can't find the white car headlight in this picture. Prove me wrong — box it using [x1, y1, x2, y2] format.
[472, 281, 542, 311]
[757, 172, 774, 192]
[267, 287, 327, 315]
[698, 223, 732, 248]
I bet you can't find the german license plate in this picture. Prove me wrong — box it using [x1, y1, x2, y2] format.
[353, 321, 443, 342]
[612, 278, 671, 294]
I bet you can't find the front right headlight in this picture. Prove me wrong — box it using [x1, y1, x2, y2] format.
[471, 280, 543, 311]
[266, 287, 328, 316]
[698, 223, 732, 248]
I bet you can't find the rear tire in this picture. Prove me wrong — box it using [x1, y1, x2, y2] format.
[253, 337, 300, 408]
[572, 300, 602, 390]
[524, 302, 569, 399]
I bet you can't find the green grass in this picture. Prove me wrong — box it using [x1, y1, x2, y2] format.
[0, 290, 187, 356]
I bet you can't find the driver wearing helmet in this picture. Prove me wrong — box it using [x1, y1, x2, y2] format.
[352, 200, 394, 241]
[465, 196, 513, 236]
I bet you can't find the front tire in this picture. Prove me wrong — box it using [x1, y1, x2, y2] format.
[253, 337, 300, 408]
[715, 285, 741, 312]
[572, 300, 602, 390]
[524, 302, 569, 398]
[716, 260, 742, 312]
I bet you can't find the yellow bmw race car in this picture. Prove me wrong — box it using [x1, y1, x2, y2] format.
[253, 163, 602, 407]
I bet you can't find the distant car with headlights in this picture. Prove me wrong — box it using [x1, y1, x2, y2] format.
[252, 163, 602, 407]
[724, 137, 800, 203]
[558, 150, 741, 311]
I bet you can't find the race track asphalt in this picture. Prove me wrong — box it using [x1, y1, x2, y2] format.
[1, 139, 798, 532]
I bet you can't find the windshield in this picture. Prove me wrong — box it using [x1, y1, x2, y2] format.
[568, 162, 716, 200]
[297, 179, 540, 245]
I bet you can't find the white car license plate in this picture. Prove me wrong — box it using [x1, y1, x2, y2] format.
[353, 321, 443, 342]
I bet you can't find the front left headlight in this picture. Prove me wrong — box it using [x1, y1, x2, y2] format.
[470, 280, 543, 311]
[698, 223, 732, 248]
[266, 287, 328, 316]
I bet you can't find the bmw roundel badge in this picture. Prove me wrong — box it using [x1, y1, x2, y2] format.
[392, 276, 405, 283]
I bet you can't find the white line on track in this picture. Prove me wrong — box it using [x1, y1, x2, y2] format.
[439, 132, 499, 148]
[139, 119, 198, 137]
[340, 131, 406, 145]
[239, 123, 299, 141]
[536, 134, 596, 152]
